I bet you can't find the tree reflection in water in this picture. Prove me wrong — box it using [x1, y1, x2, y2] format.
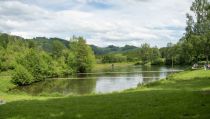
[13, 65, 184, 96]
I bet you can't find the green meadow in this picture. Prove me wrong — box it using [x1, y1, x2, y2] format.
[1, 70, 210, 119]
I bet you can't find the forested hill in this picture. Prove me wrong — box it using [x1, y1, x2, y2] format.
[31, 37, 69, 53]
[33, 37, 138, 55]
[0, 33, 138, 55]
[90, 45, 138, 55]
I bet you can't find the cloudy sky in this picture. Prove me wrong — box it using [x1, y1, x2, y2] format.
[0, 0, 193, 47]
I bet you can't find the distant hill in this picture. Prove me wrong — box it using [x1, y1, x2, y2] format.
[90, 45, 138, 55]
[0, 33, 138, 55]
[31, 37, 139, 55]
[31, 37, 69, 53]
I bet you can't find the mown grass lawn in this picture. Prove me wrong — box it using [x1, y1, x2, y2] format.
[0, 70, 210, 119]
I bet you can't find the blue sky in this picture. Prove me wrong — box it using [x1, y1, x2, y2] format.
[0, 0, 193, 47]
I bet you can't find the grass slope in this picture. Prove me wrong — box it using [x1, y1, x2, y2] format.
[0, 70, 210, 119]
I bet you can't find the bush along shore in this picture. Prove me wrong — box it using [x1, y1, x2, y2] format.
[0, 35, 95, 86]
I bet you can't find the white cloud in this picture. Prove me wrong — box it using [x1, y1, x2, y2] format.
[0, 0, 193, 47]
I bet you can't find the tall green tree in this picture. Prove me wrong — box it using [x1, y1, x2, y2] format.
[0, 34, 9, 49]
[69, 37, 95, 73]
[52, 40, 65, 58]
[139, 44, 153, 63]
[17, 50, 49, 82]
[187, 0, 210, 63]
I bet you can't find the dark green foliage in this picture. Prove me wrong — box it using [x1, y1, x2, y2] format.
[0, 33, 95, 85]
[52, 56, 73, 77]
[98, 44, 162, 64]
[90, 45, 138, 55]
[123, 49, 139, 62]
[31, 37, 68, 53]
[101, 54, 127, 63]
[151, 58, 165, 65]
[0, 33, 9, 49]
[198, 61, 206, 65]
[16, 50, 49, 82]
[136, 44, 162, 65]
[94, 43, 163, 64]
[51, 40, 65, 58]
[28, 40, 36, 49]
[69, 37, 95, 73]
[11, 65, 33, 86]
[67, 52, 77, 73]
[139, 44, 153, 63]
[0, 48, 4, 71]
[0, 47, 17, 71]
[162, 0, 210, 65]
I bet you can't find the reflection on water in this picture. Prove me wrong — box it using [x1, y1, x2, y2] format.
[14, 65, 185, 95]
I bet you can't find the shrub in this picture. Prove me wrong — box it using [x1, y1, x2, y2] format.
[134, 61, 143, 65]
[16, 50, 49, 82]
[151, 58, 165, 65]
[11, 65, 33, 86]
[101, 54, 127, 63]
[198, 61, 206, 65]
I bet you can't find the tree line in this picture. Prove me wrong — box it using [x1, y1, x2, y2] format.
[97, 0, 210, 66]
[0, 34, 95, 86]
[160, 0, 210, 65]
[98, 44, 164, 65]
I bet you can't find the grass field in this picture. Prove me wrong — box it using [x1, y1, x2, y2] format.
[0, 70, 210, 119]
[92, 62, 134, 72]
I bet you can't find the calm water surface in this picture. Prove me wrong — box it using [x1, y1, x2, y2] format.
[15, 65, 185, 95]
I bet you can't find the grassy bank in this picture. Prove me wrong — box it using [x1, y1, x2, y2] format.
[93, 62, 134, 72]
[0, 70, 210, 119]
